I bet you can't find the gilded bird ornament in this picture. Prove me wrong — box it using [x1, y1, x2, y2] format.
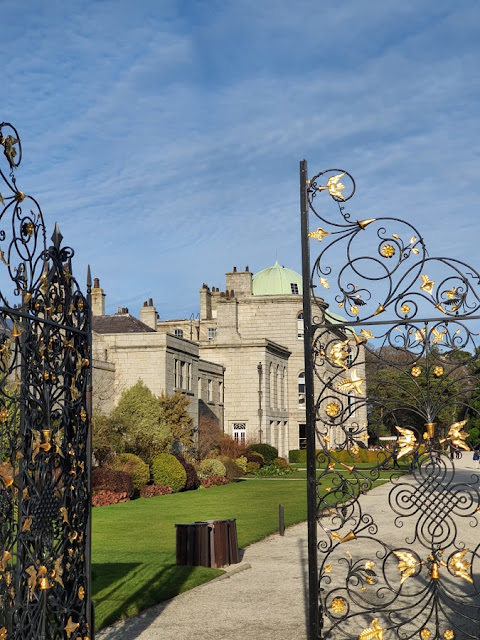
[328, 340, 350, 370]
[318, 173, 346, 200]
[392, 550, 423, 584]
[448, 549, 473, 583]
[446, 420, 470, 451]
[395, 426, 417, 459]
[338, 369, 364, 395]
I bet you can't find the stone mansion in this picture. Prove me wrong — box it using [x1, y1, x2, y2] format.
[91, 261, 367, 458]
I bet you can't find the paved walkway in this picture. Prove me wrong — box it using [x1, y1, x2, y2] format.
[96, 456, 480, 640]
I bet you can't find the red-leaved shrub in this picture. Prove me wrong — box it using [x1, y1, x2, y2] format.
[92, 490, 129, 507]
[200, 475, 229, 488]
[92, 467, 134, 498]
[175, 454, 200, 490]
[139, 484, 173, 498]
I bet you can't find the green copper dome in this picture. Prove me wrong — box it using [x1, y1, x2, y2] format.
[252, 260, 303, 296]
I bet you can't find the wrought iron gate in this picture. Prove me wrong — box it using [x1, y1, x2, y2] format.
[300, 161, 480, 640]
[0, 122, 93, 639]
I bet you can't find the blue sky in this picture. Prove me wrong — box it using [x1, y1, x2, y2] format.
[0, 0, 479, 320]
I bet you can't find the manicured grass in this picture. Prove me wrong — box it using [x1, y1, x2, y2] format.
[92, 478, 308, 629]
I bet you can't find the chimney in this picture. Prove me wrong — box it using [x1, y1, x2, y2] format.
[91, 278, 106, 316]
[140, 297, 157, 330]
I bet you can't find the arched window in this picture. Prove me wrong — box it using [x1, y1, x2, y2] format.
[298, 371, 305, 405]
[269, 363, 274, 409]
[282, 367, 286, 409]
[297, 312, 304, 339]
[275, 365, 279, 409]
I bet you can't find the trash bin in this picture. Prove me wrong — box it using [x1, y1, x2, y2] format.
[175, 519, 239, 568]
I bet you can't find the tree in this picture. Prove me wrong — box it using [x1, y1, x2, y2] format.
[91, 410, 125, 466]
[158, 391, 194, 452]
[110, 380, 170, 464]
[197, 405, 222, 459]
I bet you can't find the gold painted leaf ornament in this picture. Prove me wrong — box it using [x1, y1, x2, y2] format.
[317, 173, 346, 200]
[338, 369, 364, 395]
[358, 619, 386, 640]
[308, 227, 331, 242]
[319, 277, 330, 289]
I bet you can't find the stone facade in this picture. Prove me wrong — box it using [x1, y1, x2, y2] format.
[92, 262, 367, 457]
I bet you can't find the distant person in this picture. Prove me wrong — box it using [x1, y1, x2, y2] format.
[473, 449, 479, 470]
[392, 449, 400, 470]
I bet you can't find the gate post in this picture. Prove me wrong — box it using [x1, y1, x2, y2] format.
[300, 159, 320, 640]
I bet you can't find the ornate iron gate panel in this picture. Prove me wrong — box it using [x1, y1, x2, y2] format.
[300, 161, 480, 640]
[0, 123, 93, 639]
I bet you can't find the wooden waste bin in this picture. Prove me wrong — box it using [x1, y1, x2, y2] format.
[175, 519, 239, 568]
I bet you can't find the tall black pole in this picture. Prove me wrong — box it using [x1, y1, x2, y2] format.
[300, 160, 320, 639]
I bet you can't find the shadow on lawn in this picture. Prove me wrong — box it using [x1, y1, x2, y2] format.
[93, 562, 219, 636]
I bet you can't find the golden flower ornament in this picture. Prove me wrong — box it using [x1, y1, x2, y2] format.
[411, 366, 422, 377]
[421, 630, 431, 639]
[443, 631, 454, 640]
[433, 365, 444, 378]
[401, 303, 410, 314]
[380, 244, 395, 258]
[420, 274, 435, 295]
[350, 305, 359, 315]
[331, 598, 346, 613]
[326, 403, 340, 417]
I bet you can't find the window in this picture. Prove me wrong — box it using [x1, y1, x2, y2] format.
[346, 353, 354, 368]
[233, 423, 246, 442]
[290, 283, 299, 294]
[298, 372, 305, 404]
[299, 424, 307, 449]
[104, 349, 108, 361]
[179, 361, 185, 389]
[269, 364, 274, 408]
[275, 365, 279, 409]
[175, 359, 180, 388]
[207, 379, 213, 402]
[187, 363, 192, 390]
[197, 377, 202, 399]
[282, 367, 286, 409]
[174, 328, 183, 338]
[207, 327, 216, 340]
[297, 312, 304, 339]
[219, 380, 223, 403]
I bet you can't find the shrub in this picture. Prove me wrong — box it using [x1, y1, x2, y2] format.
[245, 461, 260, 474]
[111, 453, 150, 490]
[235, 456, 248, 472]
[218, 435, 247, 459]
[245, 451, 264, 467]
[92, 490, 129, 507]
[92, 467, 134, 498]
[273, 457, 289, 469]
[199, 475, 229, 488]
[222, 458, 244, 481]
[199, 458, 227, 478]
[289, 449, 304, 463]
[255, 464, 293, 477]
[175, 454, 200, 490]
[151, 453, 187, 493]
[249, 443, 277, 464]
[139, 484, 172, 498]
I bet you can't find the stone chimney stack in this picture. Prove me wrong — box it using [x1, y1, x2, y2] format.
[225, 265, 252, 297]
[91, 277, 106, 316]
[139, 298, 157, 330]
[200, 284, 212, 320]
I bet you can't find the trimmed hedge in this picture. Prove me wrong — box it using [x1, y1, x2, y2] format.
[245, 451, 264, 467]
[289, 448, 392, 465]
[199, 458, 227, 478]
[92, 467, 134, 498]
[111, 453, 150, 490]
[249, 443, 277, 464]
[273, 457, 289, 469]
[151, 453, 187, 493]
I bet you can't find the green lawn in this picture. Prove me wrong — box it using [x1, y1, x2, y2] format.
[92, 471, 395, 629]
[92, 478, 308, 629]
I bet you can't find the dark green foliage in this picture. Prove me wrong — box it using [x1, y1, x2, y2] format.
[221, 458, 244, 481]
[92, 410, 125, 466]
[111, 453, 150, 490]
[249, 443, 277, 464]
[151, 453, 187, 492]
[245, 451, 264, 467]
[289, 449, 304, 463]
[174, 454, 200, 490]
[92, 467, 134, 498]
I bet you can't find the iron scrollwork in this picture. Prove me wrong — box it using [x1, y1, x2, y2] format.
[0, 123, 92, 639]
[301, 162, 480, 640]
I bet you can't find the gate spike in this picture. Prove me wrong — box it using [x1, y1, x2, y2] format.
[86, 265, 92, 289]
[51, 222, 63, 250]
